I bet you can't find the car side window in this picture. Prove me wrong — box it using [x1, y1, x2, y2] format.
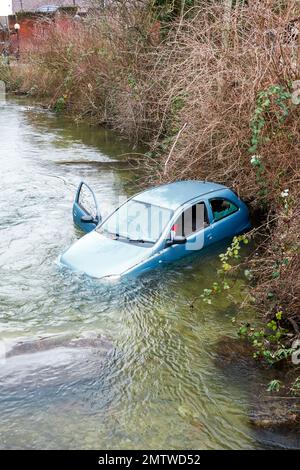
[171, 202, 209, 238]
[209, 198, 238, 222]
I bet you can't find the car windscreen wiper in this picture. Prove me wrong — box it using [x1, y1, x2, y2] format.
[127, 238, 154, 244]
[104, 231, 154, 244]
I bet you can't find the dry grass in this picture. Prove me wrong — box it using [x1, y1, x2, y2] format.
[143, 4, 300, 193]
[10, 7, 156, 138]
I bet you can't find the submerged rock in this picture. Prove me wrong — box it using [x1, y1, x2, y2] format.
[214, 335, 256, 368]
[248, 397, 300, 430]
[5, 332, 113, 358]
[0, 332, 114, 397]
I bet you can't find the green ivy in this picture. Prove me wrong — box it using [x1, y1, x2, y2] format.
[249, 84, 291, 154]
[238, 311, 296, 365]
[267, 379, 281, 393]
[248, 84, 292, 204]
[54, 96, 66, 113]
[200, 234, 249, 305]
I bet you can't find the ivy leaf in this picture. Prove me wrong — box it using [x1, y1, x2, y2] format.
[275, 311, 283, 321]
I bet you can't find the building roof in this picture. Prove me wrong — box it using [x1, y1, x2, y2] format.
[12, 0, 89, 13]
[134, 180, 227, 210]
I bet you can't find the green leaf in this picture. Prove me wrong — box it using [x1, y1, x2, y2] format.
[275, 311, 283, 320]
[239, 326, 249, 336]
[267, 379, 281, 393]
[272, 270, 280, 279]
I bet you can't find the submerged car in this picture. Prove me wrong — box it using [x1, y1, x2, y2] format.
[59, 180, 251, 280]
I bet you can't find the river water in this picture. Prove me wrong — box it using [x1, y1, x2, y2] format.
[0, 98, 287, 450]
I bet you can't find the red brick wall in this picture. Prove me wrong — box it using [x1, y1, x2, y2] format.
[9, 15, 74, 54]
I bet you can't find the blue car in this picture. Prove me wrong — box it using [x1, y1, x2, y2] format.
[60, 180, 251, 280]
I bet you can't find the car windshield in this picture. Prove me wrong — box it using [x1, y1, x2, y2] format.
[97, 199, 173, 244]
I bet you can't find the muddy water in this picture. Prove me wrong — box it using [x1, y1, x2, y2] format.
[0, 98, 288, 449]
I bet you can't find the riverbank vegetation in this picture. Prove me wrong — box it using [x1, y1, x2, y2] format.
[1, 1, 299, 399]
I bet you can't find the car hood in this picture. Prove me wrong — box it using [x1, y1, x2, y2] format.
[60, 231, 152, 278]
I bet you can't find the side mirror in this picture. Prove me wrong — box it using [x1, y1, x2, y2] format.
[81, 214, 98, 224]
[166, 235, 187, 247]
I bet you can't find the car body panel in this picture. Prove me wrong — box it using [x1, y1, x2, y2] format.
[133, 180, 226, 210]
[60, 231, 153, 278]
[161, 225, 214, 264]
[72, 181, 101, 233]
[60, 180, 251, 279]
[206, 189, 251, 241]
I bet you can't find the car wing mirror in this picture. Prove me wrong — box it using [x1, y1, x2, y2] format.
[173, 235, 187, 245]
[81, 214, 98, 224]
[166, 235, 187, 247]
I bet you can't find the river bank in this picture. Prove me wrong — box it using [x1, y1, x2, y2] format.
[0, 0, 299, 445]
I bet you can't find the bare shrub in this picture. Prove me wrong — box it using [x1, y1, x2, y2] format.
[142, 3, 300, 197]
[11, 5, 156, 139]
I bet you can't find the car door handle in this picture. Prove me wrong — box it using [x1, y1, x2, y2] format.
[208, 235, 213, 240]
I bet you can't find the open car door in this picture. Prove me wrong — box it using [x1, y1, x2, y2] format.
[72, 181, 101, 233]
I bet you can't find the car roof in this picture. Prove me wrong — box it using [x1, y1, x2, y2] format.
[133, 180, 228, 211]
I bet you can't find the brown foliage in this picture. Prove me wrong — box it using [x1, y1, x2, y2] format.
[7, 1, 300, 340]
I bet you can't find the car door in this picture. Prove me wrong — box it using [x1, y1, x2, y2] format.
[208, 196, 241, 242]
[162, 201, 214, 263]
[72, 181, 101, 233]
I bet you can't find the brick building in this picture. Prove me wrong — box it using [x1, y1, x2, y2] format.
[1, 1, 91, 55]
